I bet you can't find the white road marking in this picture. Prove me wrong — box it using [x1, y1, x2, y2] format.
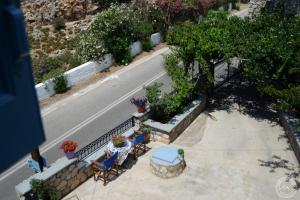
[0, 71, 166, 182]
[41, 47, 169, 117]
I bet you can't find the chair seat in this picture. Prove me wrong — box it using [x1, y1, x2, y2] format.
[92, 152, 119, 185]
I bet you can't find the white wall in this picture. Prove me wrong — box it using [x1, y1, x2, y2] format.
[36, 33, 162, 101]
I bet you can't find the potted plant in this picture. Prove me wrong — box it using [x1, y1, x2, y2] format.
[141, 127, 152, 143]
[130, 97, 147, 113]
[112, 135, 126, 148]
[178, 148, 184, 159]
[60, 140, 78, 159]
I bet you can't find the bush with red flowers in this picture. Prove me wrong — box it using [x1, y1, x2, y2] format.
[198, 0, 220, 15]
[60, 140, 78, 153]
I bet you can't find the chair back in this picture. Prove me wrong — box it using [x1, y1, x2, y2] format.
[133, 133, 145, 145]
[103, 152, 118, 170]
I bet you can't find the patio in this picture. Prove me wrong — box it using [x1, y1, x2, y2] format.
[63, 81, 300, 200]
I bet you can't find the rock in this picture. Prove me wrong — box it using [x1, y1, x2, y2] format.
[21, 0, 95, 23]
[31, 28, 45, 40]
[57, 180, 67, 190]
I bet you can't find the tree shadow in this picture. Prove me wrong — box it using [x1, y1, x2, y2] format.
[277, 133, 294, 151]
[258, 155, 300, 190]
[258, 155, 295, 173]
[207, 74, 278, 124]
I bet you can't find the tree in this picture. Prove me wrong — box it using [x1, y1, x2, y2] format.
[166, 10, 300, 112]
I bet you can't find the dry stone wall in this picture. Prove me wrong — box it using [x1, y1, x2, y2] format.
[249, 0, 300, 17]
[248, 0, 268, 17]
[47, 163, 93, 199]
[16, 157, 94, 200]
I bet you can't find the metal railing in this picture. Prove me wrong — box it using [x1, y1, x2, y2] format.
[75, 117, 136, 161]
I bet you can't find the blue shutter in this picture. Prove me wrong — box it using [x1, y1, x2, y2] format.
[0, 0, 45, 173]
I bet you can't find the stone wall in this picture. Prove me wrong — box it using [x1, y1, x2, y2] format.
[144, 95, 207, 144]
[248, 0, 268, 17]
[42, 160, 93, 199]
[279, 111, 300, 164]
[249, 0, 300, 17]
[16, 157, 94, 200]
[16, 127, 137, 200]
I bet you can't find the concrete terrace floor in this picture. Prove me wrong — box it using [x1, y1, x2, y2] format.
[63, 78, 300, 200]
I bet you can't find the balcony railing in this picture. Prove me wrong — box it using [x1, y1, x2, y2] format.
[75, 117, 136, 161]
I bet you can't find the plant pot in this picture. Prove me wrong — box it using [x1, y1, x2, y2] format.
[137, 106, 146, 113]
[65, 151, 75, 159]
[113, 142, 126, 148]
[144, 132, 151, 143]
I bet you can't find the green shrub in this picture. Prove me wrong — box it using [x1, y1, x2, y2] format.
[89, 4, 137, 65]
[96, 0, 116, 9]
[30, 179, 57, 200]
[145, 54, 195, 122]
[59, 52, 82, 69]
[178, 148, 184, 157]
[34, 57, 63, 83]
[52, 17, 66, 31]
[135, 20, 154, 51]
[53, 74, 68, 94]
[142, 5, 167, 36]
[75, 31, 107, 62]
[77, 4, 155, 65]
[33, 52, 82, 83]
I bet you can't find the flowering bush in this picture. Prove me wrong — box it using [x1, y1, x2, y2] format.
[76, 31, 106, 62]
[60, 140, 78, 153]
[130, 97, 147, 108]
[88, 4, 137, 65]
[198, 0, 220, 15]
[77, 4, 155, 65]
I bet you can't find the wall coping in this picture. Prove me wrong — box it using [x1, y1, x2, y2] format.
[279, 111, 300, 155]
[144, 95, 206, 134]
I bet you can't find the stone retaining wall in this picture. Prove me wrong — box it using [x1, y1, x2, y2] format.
[248, 0, 268, 17]
[144, 95, 206, 144]
[16, 126, 138, 199]
[15, 157, 95, 200]
[279, 111, 300, 164]
[249, 0, 300, 17]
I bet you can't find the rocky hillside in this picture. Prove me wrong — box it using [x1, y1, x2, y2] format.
[21, 0, 100, 82]
[22, 0, 97, 22]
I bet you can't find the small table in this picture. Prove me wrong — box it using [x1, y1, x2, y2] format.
[106, 139, 133, 165]
[150, 147, 185, 178]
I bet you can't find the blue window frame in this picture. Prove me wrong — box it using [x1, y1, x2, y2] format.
[0, 0, 45, 173]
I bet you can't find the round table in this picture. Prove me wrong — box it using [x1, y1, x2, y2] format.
[150, 147, 185, 178]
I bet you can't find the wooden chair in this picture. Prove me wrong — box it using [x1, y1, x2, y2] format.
[91, 152, 119, 185]
[132, 133, 146, 159]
